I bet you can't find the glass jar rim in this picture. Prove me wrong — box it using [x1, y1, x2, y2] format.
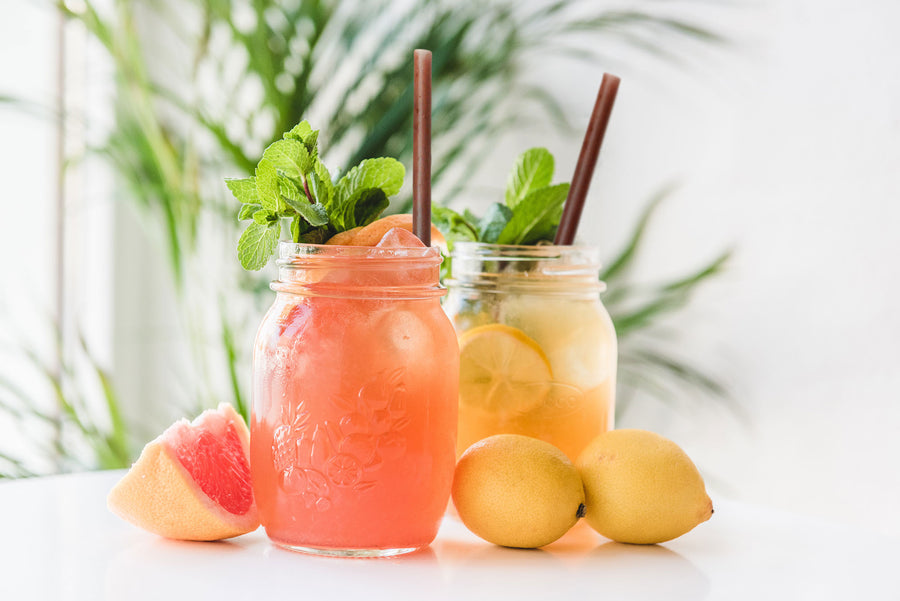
[447, 241, 605, 295]
[450, 241, 601, 262]
[278, 241, 442, 266]
[273, 241, 445, 299]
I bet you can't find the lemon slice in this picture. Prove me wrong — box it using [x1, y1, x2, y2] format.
[458, 324, 553, 414]
[500, 296, 616, 390]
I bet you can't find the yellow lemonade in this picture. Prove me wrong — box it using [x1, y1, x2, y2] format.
[445, 243, 616, 462]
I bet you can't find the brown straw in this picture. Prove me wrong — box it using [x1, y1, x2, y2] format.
[413, 49, 432, 246]
[554, 73, 621, 245]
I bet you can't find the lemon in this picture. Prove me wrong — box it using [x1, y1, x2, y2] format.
[452, 434, 585, 548]
[500, 296, 615, 390]
[576, 429, 713, 544]
[458, 324, 552, 414]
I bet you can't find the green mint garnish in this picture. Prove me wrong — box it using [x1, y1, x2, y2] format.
[432, 206, 478, 242]
[225, 177, 258, 205]
[328, 158, 405, 231]
[226, 121, 405, 270]
[504, 147, 554, 209]
[433, 147, 569, 247]
[477, 203, 513, 244]
[496, 183, 569, 245]
[237, 221, 280, 271]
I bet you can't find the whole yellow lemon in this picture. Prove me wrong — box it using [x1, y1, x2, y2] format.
[452, 434, 585, 548]
[576, 429, 713, 544]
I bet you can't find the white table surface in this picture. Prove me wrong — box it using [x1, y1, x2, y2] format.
[1, 470, 897, 600]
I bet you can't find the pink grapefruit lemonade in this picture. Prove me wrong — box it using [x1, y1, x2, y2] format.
[250, 229, 459, 556]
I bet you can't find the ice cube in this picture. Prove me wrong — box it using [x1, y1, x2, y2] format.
[373, 308, 431, 355]
[375, 227, 426, 248]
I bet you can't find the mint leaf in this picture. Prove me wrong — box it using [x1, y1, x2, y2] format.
[505, 148, 554, 209]
[433, 207, 478, 243]
[252, 208, 278, 224]
[226, 177, 258, 204]
[478, 203, 513, 243]
[497, 183, 569, 245]
[238, 221, 280, 271]
[255, 159, 280, 211]
[352, 189, 390, 228]
[262, 138, 311, 179]
[463, 208, 480, 226]
[309, 159, 334, 207]
[282, 192, 330, 228]
[278, 175, 308, 206]
[284, 121, 319, 156]
[331, 158, 404, 230]
[237, 203, 262, 220]
[285, 121, 314, 140]
[334, 158, 404, 203]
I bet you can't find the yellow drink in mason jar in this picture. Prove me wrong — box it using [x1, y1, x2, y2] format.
[445, 243, 616, 462]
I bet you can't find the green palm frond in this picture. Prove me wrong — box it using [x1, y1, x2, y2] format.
[0, 323, 133, 475]
[600, 186, 733, 415]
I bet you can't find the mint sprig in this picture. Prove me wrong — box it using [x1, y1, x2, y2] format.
[226, 121, 405, 270]
[496, 183, 568, 245]
[505, 147, 554, 208]
[434, 147, 569, 246]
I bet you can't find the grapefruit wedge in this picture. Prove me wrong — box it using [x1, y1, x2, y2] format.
[108, 403, 259, 541]
[324, 214, 445, 248]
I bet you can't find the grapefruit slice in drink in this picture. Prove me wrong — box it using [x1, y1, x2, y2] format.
[107, 403, 259, 541]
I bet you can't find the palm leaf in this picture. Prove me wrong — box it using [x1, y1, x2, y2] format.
[610, 250, 731, 337]
[220, 310, 248, 422]
[0, 322, 134, 474]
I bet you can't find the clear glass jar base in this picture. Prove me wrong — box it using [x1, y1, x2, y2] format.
[274, 542, 421, 558]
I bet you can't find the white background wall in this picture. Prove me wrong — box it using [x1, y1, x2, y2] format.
[2, 0, 898, 535]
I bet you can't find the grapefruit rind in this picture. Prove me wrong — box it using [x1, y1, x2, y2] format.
[107, 403, 259, 541]
[324, 214, 445, 248]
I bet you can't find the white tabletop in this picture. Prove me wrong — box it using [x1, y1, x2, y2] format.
[1, 471, 897, 600]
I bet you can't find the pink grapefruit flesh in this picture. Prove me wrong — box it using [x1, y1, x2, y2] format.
[107, 403, 259, 541]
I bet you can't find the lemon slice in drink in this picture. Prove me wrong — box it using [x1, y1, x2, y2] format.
[459, 324, 553, 414]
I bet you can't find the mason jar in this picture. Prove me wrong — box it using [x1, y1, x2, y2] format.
[444, 242, 616, 462]
[250, 242, 459, 557]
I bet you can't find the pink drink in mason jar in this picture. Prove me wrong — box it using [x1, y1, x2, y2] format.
[250, 230, 459, 557]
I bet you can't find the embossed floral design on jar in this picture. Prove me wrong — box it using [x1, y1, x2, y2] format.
[250, 242, 459, 557]
[271, 368, 412, 509]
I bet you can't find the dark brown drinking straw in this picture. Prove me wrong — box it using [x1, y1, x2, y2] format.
[554, 73, 621, 245]
[413, 49, 432, 246]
